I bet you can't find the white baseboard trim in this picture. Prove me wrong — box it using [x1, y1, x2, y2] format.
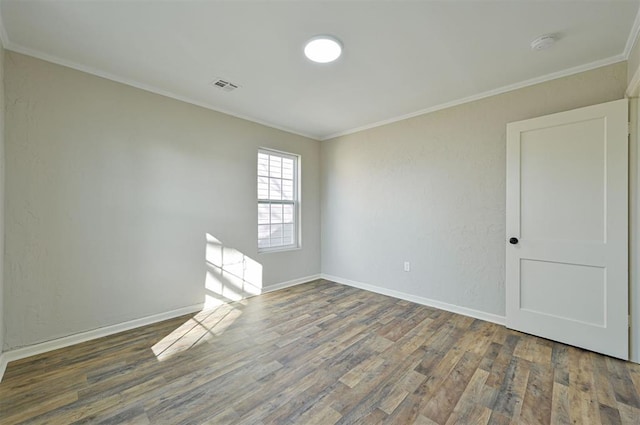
[0, 352, 7, 382]
[321, 273, 506, 326]
[261, 274, 321, 294]
[0, 303, 204, 382]
[0, 273, 322, 382]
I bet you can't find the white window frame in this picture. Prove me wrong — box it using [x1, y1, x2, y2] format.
[257, 148, 300, 253]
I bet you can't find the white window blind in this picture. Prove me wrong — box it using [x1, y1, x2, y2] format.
[258, 149, 299, 252]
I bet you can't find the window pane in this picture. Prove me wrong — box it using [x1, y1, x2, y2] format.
[269, 156, 282, 178]
[282, 158, 294, 179]
[258, 154, 269, 176]
[258, 204, 270, 224]
[258, 177, 269, 199]
[258, 224, 271, 239]
[269, 178, 282, 200]
[283, 204, 294, 223]
[282, 180, 293, 200]
[283, 224, 294, 242]
[270, 204, 283, 223]
[270, 224, 283, 247]
[271, 223, 283, 237]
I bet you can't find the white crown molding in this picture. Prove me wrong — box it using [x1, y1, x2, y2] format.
[0, 14, 635, 143]
[14, 35, 620, 143]
[321, 273, 506, 326]
[321, 54, 627, 141]
[323, 4, 640, 140]
[3, 41, 320, 141]
[623, 5, 640, 60]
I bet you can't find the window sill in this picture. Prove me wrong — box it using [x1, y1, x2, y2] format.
[258, 245, 301, 254]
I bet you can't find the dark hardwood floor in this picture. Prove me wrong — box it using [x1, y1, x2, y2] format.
[1, 280, 639, 424]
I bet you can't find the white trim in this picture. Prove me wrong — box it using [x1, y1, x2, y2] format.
[626, 7, 640, 97]
[257, 148, 301, 253]
[321, 56, 627, 141]
[2, 43, 319, 141]
[0, 4, 9, 49]
[261, 274, 321, 294]
[0, 353, 7, 382]
[321, 274, 506, 326]
[258, 246, 302, 255]
[0, 2, 7, 383]
[627, 68, 640, 98]
[623, 6, 640, 60]
[0, 274, 320, 382]
[0, 30, 629, 143]
[0, 303, 203, 382]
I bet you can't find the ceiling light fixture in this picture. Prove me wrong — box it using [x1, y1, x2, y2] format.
[304, 35, 342, 63]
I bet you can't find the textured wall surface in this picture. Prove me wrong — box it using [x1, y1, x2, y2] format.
[4, 52, 321, 350]
[321, 62, 627, 317]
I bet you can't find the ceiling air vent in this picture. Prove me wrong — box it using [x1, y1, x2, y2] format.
[211, 78, 240, 92]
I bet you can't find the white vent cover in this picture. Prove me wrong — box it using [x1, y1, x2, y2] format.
[211, 78, 240, 92]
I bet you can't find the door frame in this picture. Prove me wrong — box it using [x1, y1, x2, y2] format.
[629, 98, 639, 364]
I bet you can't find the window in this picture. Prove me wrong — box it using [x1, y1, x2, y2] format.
[257, 149, 299, 252]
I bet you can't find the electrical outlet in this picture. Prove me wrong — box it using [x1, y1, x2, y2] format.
[404, 261, 411, 272]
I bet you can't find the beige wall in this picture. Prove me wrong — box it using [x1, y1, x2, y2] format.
[321, 62, 627, 318]
[2, 49, 634, 357]
[4, 52, 321, 350]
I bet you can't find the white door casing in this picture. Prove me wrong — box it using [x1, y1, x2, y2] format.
[506, 99, 628, 360]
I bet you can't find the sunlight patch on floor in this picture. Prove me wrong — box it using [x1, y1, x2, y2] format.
[151, 304, 243, 361]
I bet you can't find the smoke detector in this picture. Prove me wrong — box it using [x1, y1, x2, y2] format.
[530, 35, 556, 51]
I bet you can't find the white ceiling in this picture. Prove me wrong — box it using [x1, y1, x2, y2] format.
[2, 1, 639, 140]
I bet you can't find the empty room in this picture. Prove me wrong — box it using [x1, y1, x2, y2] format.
[1, 1, 640, 424]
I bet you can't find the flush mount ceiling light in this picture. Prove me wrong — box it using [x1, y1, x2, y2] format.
[304, 35, 342, 63]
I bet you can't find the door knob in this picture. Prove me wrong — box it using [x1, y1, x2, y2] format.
[509, 237, 519, 245]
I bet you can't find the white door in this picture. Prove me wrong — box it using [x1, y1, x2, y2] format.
[506, 99, 628, 360]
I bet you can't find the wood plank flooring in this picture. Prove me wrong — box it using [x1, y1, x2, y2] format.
[1, 279, 640, 424]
